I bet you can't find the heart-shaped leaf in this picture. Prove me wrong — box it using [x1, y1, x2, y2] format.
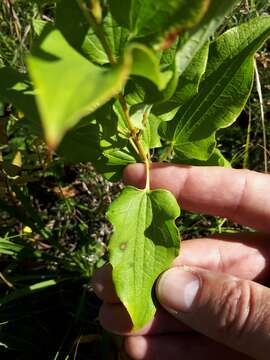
[108, 186, 180, 329]
[27, 25, 131, 148]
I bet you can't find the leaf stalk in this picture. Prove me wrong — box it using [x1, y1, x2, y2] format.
[77, 0, 151, 188]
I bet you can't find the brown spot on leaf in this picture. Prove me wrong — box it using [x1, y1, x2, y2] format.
[119, 242, 128, 251]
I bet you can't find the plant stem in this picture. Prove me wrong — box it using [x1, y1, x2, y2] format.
[160, 143, 174, 162]
[76, 0, 116, 64]
[254, 58, 268, 173]
[90, 0, 102, 24]
[118, 94, 151, 189]
[77, 0, 151, 188]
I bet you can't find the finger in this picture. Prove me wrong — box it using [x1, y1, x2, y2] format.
[125, 334, 250, 360]
[156, 266, 270, 359]
[174, 233, 269, 283]
[99, 302, 190, 335]
[91, 264, 119, 303]
[123, 164, 270, 232]
[92, 233, 270, 303]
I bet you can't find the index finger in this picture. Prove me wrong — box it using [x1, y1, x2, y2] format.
[123, 163, 270, 233]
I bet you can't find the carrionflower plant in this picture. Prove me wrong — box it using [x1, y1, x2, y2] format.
[1, 0, 270, 329]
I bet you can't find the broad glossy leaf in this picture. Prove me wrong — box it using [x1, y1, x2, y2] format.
[125, 40, 181, 106]
[147, 0, 237, 114]
[130, 44, 173, 91]
[163, 16, 270, 161]
[173, 148, 231, 167]
[142, 114, 162, 151]
[103, 148, 137, 165]
[108, 0, 209, 39]
[175, 0, 238, 75]
[56, 1, 129, 65]
[27, 26, 131, 148]
[154, 41, 209, 120]
[108, 187, 180, 329]
[124, 0, 236, 107]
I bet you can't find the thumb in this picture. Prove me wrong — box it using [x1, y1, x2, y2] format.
[156, 266, 270, 360]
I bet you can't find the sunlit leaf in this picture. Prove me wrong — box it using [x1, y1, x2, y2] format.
[162, 16, 270, 161]
[56, 1, 129, 65]
[108, 186, 180, 329]
[27, 26, 131, 148]
[108, 0, 209, 39]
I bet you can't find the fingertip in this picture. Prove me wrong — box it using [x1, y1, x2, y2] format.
[125, 336, 148, 360]
[91, 264, 119, 303]
[99, 303, 133, 334]
[123, 163, 145, 187]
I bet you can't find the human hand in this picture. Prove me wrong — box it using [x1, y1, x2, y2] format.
[92, 163, 270, 360]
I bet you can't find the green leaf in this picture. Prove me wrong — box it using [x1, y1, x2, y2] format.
[32, 19, 47, 37]
[57, 122, 101, 163]
[0, 280, 57, 306]
[103, 148, 137, 165]
[142, 114, 162, 151]
[163, 16, 270, 161]
[175, 0, 239, 75]
[145, 0, 237, 114]
[108, 186, 180, 329]
[173, 148, 231, 167]
[154, 41, 209, 120]
[0, 67, 40, 124]
[0, 238, 24, 256]
[27, 25, 131, 148]
[56, 1, 129, 65]
[129, 44, 173, 90]
[55, 0, 90, 52]
[108, 0, 209, 39]
[125, 41, 180, 106]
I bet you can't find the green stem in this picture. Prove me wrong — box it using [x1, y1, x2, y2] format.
[160, 143, 174, 162]
[77, 0, 151, 187]
[76, 0, 116, 64]
[90, 0, 102, 24]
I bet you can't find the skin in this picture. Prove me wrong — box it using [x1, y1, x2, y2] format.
[92, 164, 270, 360]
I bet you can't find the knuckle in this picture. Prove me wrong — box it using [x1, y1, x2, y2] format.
[215, 279, 254, 342]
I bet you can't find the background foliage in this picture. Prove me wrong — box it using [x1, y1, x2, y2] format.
[0, 0, 270, 358]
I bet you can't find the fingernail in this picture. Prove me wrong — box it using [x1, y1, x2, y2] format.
[157, 267, 200, 313]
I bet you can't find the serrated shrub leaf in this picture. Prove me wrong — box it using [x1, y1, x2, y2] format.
[27, 26, 131, 148]
[108, 186, 180, 329]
